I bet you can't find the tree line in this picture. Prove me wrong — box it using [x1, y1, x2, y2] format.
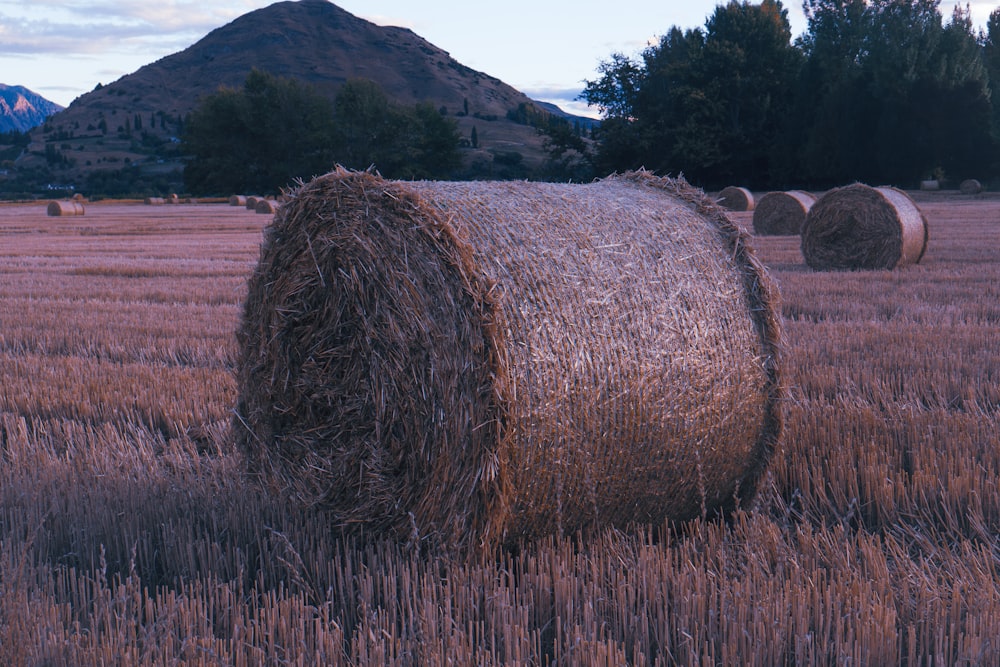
[182, 1, 1000, 192]
[182, 70, 462, 195]
[583, 0, 999, 189]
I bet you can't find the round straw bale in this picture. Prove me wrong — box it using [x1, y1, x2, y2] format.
[752, 190, 817, 236]
[255, 198, 280, 214]
[46, 200, 85, 216]
[246, 196, 261, 210]
[718, 186, 755, 211]
[166, 193, 179, 204]
[960, 179, 983, 195]
[144, 197, 165, 205]
[229, 195, 247, 207]
[920, 179, 940, 191]
[234, 168, 783, 554]
[71, 193, 87, 202]
[800, 183, 928, 271]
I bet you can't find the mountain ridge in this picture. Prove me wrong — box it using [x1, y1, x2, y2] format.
[13, 0, 588, 190]
[0, 84, 63, 133]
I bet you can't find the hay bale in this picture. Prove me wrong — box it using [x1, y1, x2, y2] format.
[752, 190, 817, 236]
[234, 168, 783, 553]
[718, 186, 755, 211]
[46, 200, 85, 216]
[166, 193, 180, 204]
[960, 179, 983, 195]
[144, 197, 165, 206]
[246, 196, 261, 210]
[71, 193, 87, 202]
[801, 183, 928, 271]
[229, 195, 247, 207]
[920, 179, 940, 191]
[255, 198, 280, 214]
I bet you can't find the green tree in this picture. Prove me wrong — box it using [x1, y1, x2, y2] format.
[183, 70, 337, 194]
[583, 0, 802, 186]
[331, 79, 460, 179]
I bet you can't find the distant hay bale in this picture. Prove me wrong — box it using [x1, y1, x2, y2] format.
[801, 183, 928, 271]
[71, 193, 86, 202]
[752, 190, 817, 236]
[920, 179, 940, 191]
[246, 196, 261, 210]
[144, 197, 165, 205]
[166, 193, 180, 204]
[255, 198, 280, 214]
[718, 186, 755, 211]
[234, 168, 783, 554]
[229, 195, 247, 207]
[960, 179, 983, 195]
[46, 200, 85, 216]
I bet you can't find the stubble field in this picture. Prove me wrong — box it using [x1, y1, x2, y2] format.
[1, 193, 999, 665]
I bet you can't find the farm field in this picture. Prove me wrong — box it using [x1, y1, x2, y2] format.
[1, 193, 999, 664]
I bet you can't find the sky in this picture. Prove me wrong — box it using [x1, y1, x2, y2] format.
[1, 0, 997, 118]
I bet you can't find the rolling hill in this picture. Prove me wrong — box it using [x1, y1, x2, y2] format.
[13, 0, 589, 192]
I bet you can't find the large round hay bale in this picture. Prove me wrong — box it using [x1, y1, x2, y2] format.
[234, 168, 783, 553]
[229, 195, 247, 207]
[960, 179, 983, 195]
[255, 198, 280, 214]
[46, 200, 85, 216]
[144, 197, 165, 206]
[752, 190, 817, 236]
[718, 186, 755, 211]
[801, 183, 928, 271]
[246, 196, 261, 210]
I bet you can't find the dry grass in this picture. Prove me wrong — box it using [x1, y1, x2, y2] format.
[1, 194, 1000, 663]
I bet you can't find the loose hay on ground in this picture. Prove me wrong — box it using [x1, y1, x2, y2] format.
[234, 168, 783, 554]
[752, 191, 816, 236]
[800, 183, 928, 271]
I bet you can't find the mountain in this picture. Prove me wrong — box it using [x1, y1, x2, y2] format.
[0, 85, 63, 133]
[15, 0, 589, 191]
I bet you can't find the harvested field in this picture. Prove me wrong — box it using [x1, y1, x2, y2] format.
[2, 193, 1000, 663]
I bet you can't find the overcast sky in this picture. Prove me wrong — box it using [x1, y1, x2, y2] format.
[1, 1, 996, 118]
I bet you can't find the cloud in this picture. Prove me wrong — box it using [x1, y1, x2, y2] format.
[0, 1, 266, 57]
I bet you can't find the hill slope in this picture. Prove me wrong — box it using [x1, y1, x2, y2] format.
[16, 0, 576, 190]
[0, 85, 62, 133]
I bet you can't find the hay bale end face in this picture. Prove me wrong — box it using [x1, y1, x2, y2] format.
[960, 179, 983, 195]
[801, 183, 928, 271]
[46, 200, 85, 216]
[229, 195, 247, 207]
[255, 198, 280, 214]
[752, 190, 816, 236]
[718, 186, 755, 211]
[235, 168, 783, 554]
[246, 196, 261, 210]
